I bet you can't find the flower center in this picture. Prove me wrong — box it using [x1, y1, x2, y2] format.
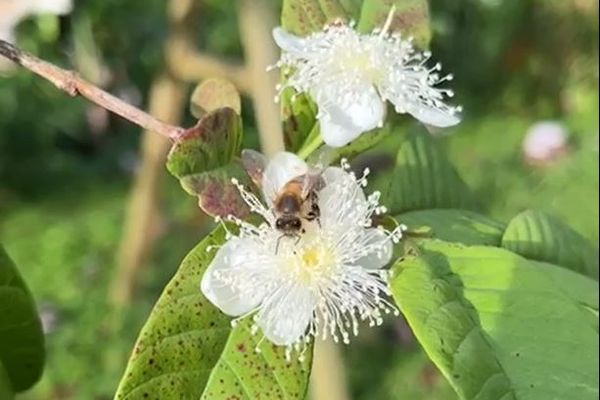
[285, 234, 338, 286]
[301, 247, 321, 269]
[333, 46, 384, 85]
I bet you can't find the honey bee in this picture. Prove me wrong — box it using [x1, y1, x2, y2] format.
[241, 149, 327, 240]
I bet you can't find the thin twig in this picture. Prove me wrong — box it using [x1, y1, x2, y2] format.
[0, 39, 184, 139]
[238, 0, 285, 157]
[166, 38, 251, 94]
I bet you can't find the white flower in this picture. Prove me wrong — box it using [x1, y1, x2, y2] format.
[522, 121, 569, 165]
[271, 12, 461, 147]
[200, 152, 403, 359]
[1, 0, 73, 71]
[0, 0, 73, 43]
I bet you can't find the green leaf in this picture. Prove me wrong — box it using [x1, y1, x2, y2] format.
[501, 209, 599, 279]
[382, 127, 478, 215]
[398, 209, 506, 246]
[190, 78, 241, 119]
[281, 88, 318, 153]
[167, 108, 242, 179]
[281, 0, 361, 35]
[178, 162, 251, 219]
[0, 246, 45, 394]
[0, 362, 14, 400]
[115, 228, 313, 399]
[167, 108, 248, 218]
[391, 240, 599, 400]
[200, 317, 312, 399]
[357, 0, 431, 48]
[328, 121, 392, 162]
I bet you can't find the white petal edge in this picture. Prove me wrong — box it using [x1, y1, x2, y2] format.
[318, 167, 367, 227]
[262, 152, 308, 206]
[272, 27, 306, 54]
[201, 238, 272, 317]
[404, 101, 461, 128]
[256, 287, 316, 345]
[316, 83, 385, 147]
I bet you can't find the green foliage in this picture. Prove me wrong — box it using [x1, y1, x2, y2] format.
[0, 246, 45, 394]
[328, 121, 393, 162]
[115, 227, 312, 399]
[281, 0, 359, 35]
[281, 88, 318, 153]
[0, 366, 13, 400]
[381, 126, 478, 215]
[502, 209, 599, 279]
[167, 107, 248, 218]
[391, 240, 599, 400]
[445, 108, 599, 243]
[200, 318, 312, 399]
[357, 0, 431, 48]
[167, 108, 242, 179]
[190, 79, 242, 120]
[399, 209, 505, 246]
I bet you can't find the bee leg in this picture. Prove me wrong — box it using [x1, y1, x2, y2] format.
[294, 234, 302, 247]
[275, 235, 283, 254]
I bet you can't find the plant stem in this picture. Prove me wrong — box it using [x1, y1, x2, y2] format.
[297, 126, 324, 160]
[0, 39, 184, 139]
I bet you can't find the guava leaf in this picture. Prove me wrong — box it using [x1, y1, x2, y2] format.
[281, 0, 361, 35]
[0, 246, 45, 394]
[0, 363, 13, 400]
[167, 108, 242, 178]
[391, 240, 599, 400]
[178, 162, 251, 219]
[190, 78, 241, 119]
[398, 209, 506, 246]
[281, 88, 318, 153]
[382, 127, 478, 215]
[329, 121, 392, 162]
[357, 0, 431, 48]
[167, 108, 247, 218]
[501, 209, 599, 279]
[115, 228, 313, 399]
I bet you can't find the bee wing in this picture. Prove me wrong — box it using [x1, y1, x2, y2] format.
[241, 149, 268, 188]
[300, 172, 326, 198]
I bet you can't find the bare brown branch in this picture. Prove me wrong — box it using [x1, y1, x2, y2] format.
[0, 39, 184, 139]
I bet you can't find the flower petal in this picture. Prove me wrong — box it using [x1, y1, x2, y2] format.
[201, 237, 273, 316]
[351, 228, 393, 269]
[272, 27, 306, 54]
[256, 287, 315, 345]
[383, 70, 460, 128]
[262, 152, 308, 206]
[316, 83, 385, 147]
[318, 167, 367, 227]
[403, 101, 461, 128]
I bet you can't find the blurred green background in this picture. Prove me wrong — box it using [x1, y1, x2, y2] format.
[0, 0, 597, 399]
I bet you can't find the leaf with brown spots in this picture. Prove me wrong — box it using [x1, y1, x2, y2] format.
[167, 107, 246, 218]
[115, 228, 313, 400]
[357, 0, 431, 49]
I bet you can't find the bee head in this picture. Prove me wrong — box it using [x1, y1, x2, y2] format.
[275, 216, 302, 232]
